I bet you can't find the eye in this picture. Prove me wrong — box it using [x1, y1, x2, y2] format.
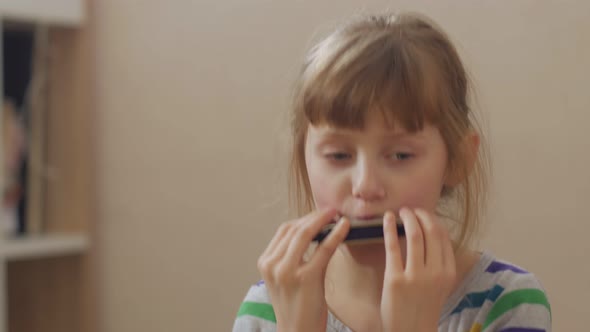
[325, 152, 351, 161]
[390, 152, 413, 161]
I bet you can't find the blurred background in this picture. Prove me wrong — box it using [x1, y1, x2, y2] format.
[0, 0, 588, 331]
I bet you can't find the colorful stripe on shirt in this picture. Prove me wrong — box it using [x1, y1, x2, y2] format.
[469, 324, 545, 332]
[450, 261, 550, 331]
[236, 301, 276, 323]
[451, 284, 504, 315]
[485, 261, 528, 274]
[483, 288, 551, 329]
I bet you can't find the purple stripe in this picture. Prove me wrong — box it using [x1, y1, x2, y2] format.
[255, 280, 265, 286]
[486, 261, 528, 274]
[499, 328, 544, 332]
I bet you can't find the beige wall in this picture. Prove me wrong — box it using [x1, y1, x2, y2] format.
[95, 1, 589, 331]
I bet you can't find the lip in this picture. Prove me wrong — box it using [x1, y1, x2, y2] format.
[332, 212, 397, 223]
[331, 214, 385, 225]
[350, 212, 403, 224]
[354, 214, 384, 221]
[331, 213, 384, 222]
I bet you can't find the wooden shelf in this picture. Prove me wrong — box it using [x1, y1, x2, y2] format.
[0, 0, 96, 330]
[0, 234, 89, 261]
[0, 0, 84, 26]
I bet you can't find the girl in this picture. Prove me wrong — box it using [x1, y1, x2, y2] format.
[233, 12, 551, 332]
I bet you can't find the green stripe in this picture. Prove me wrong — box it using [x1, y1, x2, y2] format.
[236, 301, 276, 323]
[483, 289, 551, 329]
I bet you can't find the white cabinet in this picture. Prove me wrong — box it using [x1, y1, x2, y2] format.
[0, 0, 84, 25]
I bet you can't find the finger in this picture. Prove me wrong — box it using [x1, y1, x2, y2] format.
[400, 207, 424, 273]
[383, 211, 404, 275]
[414, 209, 443, 271]
[283, 209, 339, 268]
[309, 216, 350, 269]
[261, 221, 293, 258]
[263, 223, 298, 266]
[258, 223, 296, 281]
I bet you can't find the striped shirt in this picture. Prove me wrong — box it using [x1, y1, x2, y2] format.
[232, 251, 551, 331]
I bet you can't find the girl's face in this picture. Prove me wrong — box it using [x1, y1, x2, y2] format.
[305, 111, 450, 221]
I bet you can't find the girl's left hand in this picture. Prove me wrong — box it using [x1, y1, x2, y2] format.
[380, 208, 457, 332]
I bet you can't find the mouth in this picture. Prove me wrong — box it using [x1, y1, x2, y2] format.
[354, 214, 383, 221]
[331, 214, 382, 224]
[331, 213, 403, 227]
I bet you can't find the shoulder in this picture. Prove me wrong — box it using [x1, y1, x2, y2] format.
[232, 280, 276, 332]
[479, 255, 552, 331]
[240, 280, 273, 304]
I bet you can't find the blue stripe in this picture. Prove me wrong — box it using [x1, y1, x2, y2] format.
[486, 261, 528, 274]
[451, 284, 505, 315]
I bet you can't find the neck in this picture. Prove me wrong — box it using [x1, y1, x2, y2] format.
[325, 240, 479, 305]
[323, 240, 481, 332]
[325, 240, 406, 306]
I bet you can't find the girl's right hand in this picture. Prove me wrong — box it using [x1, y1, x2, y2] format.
[257, 209, 350, 332]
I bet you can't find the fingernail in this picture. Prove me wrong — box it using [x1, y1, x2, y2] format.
[400, 207, 411, 217]
[384, 211, 393, 223]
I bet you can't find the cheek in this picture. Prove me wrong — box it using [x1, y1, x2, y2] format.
[309, 180, 333, 209]
[394, 169, 445, 211]
[307, 162, 347, 210]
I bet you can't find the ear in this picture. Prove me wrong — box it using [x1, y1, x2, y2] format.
[444, 131, 480, 187]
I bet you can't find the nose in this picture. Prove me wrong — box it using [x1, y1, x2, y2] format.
[352, 157, 386, 202]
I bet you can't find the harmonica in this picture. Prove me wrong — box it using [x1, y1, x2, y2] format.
[313, 215, 405, 243]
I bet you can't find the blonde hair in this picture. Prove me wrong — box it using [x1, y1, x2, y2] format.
[288, 12, 490, 251]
